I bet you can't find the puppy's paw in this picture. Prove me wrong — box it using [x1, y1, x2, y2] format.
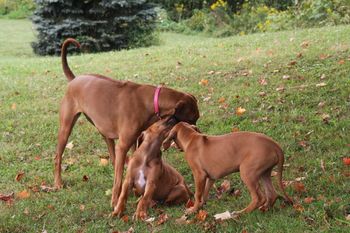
[133, 210, 147, 221]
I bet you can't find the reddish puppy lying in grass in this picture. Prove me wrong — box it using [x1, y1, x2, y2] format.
[112, 117, 192, 220]
[163, 122, 293, 215]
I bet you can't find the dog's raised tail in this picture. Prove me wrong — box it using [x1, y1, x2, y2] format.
[276, 147, 293, 205]
[61, 38, 81, 82]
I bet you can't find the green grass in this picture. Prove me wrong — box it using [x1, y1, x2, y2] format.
[0, 19, 349, 232]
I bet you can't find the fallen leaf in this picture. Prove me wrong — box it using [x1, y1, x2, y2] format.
[17, 190, 30, 199]
[11, 103, 17, 110]
[346, 214, 350, 221]
[320, 74, 326, 80]
[316, 82, 327, 87]
[34, 156, 41, 161]
[295, 177, 306, 182]
[185, 199, 194, 208]
[293, 182, 306, 193]
[321, 113, 330, 124]
[293, 203, 305, 212]
[47, 204, 55, 210]
[296, 52, 303, 58]
[196, 210, 208, 221]
[66, 141, 74, 150]
[235, 107, 246, 116]
[318, 101, 325, 108]
[298, 141, 308, 148]
[208, 70, 215, 75]
[199, 79, 209, 86]
[259, 77, 268, 85]
[0, 192, 14, 202]
[100, 158, 109, 166]
[157, 213, 169, 225]
[82, 175, 89, 182]
[15, 171, 25, 182]
[282, 75, 290, 80]
[23, 208, 29, 215]
[216, 180, 230, 199]
[258, 91, 266, 97]
[319, 54, 330, 60]
[214, 211, 232, 220]
[276, 86, 285, 92]
[121, 215, 129, 223]
[289, 60, 297, 66]
[338, 59, 345, 65]
[304, 197, 314, 204]
[232, 127, 240, 132]
[218, 97, 226, 103]
[343, 157, 350, 166]
[40, 185, 57, 192]
[300, 41, 309, 48]
[80, 204, 85, 211]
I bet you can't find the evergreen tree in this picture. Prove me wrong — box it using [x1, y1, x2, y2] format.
[31, 0, 157, 55]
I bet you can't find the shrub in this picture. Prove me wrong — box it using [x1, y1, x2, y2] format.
[31, 0, 157, 56]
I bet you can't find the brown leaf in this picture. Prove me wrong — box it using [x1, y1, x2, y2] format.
[121, 215, 129, 223]
[15, 171, 25, 182]
[258, 91, 266, 97]
[80, 204, 85, 211]
[34, 156, 41, 161]
[293, 203, 305, 212]
[216, 180, 230, 199]
[320, 159, 326, 172]
[289, 60, 297, 66]
[0, 192, 14, 202]
[196, 210, 208, 222]
[316, 82, 327, 87]
[185, 199, 194, 208]
[83, 175, 89, 182]
[338, 59, 345, 65]
[66, 141, 74, 150]
[175, 214, 189, 225]
[157, 213, 169, 225]
[232, 127, 240, 132]
[319, 54, 330, 60]
[300, 41, 309, 48]
[296, 52, 303, 58]
[276, 86, 285, 92]
[23, 207, 29, 215]
[282, 75, 290, 80]
[298, 141, 308, 148]
[17, 190, 30, 199]
[11, 103, 17, 110]
[321, 113, 330, 124]
[304, 197, 314, 204]
[318, 101, 325, 108]
[218, 97, 226, 103]
[293, 182, 306, 193]
[259, 77, 268, 86]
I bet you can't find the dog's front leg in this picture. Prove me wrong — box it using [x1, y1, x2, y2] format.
[111, 139, 132, 208]
[186, 169, 206, 215]
[112, 172, 132, 217]
[134, 181, 156, 220]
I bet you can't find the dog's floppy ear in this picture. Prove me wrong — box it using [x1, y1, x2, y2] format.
[162, 127, 177, 151]
[136, 132, 145, 148]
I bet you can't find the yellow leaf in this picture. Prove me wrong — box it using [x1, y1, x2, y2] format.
[235, 107, 246, 116]
[199, 79, 209, 86]
[11, 103, 17, 110]
[100, 158, 109, 166]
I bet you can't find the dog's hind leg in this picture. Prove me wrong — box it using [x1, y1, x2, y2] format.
[260, 170, 278, 210]
[54, 98, 80, 189]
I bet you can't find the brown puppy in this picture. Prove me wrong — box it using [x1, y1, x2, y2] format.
[54, 39, 199, 209]
[163, 122, 292, 215]
[113, 117, 191, 219]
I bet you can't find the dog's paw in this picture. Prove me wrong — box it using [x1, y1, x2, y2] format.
[133, 211, 147, 221]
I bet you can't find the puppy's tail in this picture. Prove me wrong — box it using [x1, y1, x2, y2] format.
[276, 147, 293, 205]
[61, 38, 80, 82]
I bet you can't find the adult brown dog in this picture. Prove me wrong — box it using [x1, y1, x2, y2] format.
[113, 117, 192, 219]
[54, 38, 199, 208]
[163, 122, 292, 215]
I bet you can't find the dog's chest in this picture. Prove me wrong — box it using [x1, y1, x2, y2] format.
[136, 170, 146, 189]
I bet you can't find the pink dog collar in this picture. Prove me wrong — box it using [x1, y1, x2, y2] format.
[154, 86, 162, 118]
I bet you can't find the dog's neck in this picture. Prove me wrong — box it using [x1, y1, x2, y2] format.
[176, 126, 199, 151]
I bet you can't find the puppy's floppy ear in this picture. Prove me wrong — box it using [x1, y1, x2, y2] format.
[162, 127, 177, 151]
[136, 132, 145, 148]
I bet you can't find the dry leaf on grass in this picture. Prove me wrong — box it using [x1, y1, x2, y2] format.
[40, 185, 57, 192]
[15, 171, 25, 182]
[196, 210, 208, 221]
[343, 157, 350, 166]
[0, 192, 14, 202]
[235, 107, 246, 116]
[304, 197, 314, 204]
[11, 103, 17, 110]
[100, 158, 109, 166]
[214, 211, 232, 220]
[157, 213, 169, 225]
[66, 141, 74, 150]
[199, 79, 209, 86]
[17, 190, 30, 199]
[216, 180, 231, 199]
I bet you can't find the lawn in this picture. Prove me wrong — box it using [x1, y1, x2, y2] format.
[0, 19, 349, 232]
